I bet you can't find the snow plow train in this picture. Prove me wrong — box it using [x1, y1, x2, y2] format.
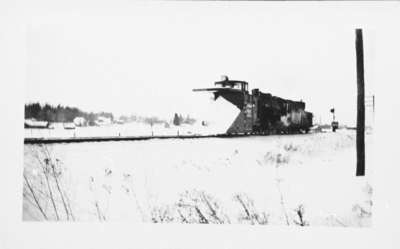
[193, 76, 313, 135]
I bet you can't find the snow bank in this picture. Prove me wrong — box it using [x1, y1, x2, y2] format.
[23, 130, 372, 226]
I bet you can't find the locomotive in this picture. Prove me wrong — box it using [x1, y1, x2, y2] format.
[193, 76, 313, 135]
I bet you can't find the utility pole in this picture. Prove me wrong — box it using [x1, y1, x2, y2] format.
[365, 95, 375, 129]
[372, 95, 375, 114]
[356, 29, 365, 177]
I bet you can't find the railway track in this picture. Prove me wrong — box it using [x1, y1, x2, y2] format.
[24, 133, 255, 144]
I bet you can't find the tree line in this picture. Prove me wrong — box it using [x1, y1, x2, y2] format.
[25, 103, 198, 127]
[25, 102, 114, 126]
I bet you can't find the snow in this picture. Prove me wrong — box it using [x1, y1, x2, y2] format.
[24, 98, 239, 138]
[23, 129, 372, 226]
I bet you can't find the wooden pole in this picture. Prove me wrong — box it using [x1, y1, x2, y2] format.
[356, 29, 365, 176]
[372, 95, 375, 114]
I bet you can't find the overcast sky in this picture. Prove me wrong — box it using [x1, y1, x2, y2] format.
[24, 3, 378, 126]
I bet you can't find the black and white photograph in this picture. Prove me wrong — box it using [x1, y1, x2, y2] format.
[21, 3, 375, 226]
[1, 0, 399, 248]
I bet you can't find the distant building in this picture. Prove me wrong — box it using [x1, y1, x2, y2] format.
[73, 117, 86, 126]
[24, 118, 49, 129]
[114, 118, 125, 124]
[96, 116, 112, 126]
[63, 122, 76, 130]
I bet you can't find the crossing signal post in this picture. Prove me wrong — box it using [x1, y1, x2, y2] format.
[330, 108, 338, 132]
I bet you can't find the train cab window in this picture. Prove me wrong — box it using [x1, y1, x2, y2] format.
[232, 84, 241, 90]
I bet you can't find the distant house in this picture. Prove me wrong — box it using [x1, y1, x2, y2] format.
[63, 122, 76, 130]
[24, 118, 49, 129]
[114, 118, 124, 124]
[73, 117, 86, 126]
[96, 116, 112, 126]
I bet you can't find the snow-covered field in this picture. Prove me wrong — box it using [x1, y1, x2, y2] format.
[24, 122, 225, 138]
[23, 130, 372, 227]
